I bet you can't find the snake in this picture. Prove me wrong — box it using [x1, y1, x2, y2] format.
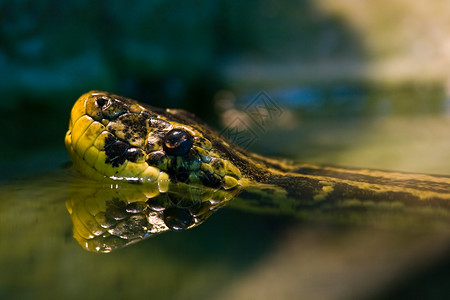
[65, 91, 450, 202]
[65, 91, 450, 252]
[66, 91, 450, 202]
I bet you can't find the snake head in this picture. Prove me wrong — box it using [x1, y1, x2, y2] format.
[65, 91, 243, 191]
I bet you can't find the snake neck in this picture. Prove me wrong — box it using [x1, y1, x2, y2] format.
[230, 150, 450, 206]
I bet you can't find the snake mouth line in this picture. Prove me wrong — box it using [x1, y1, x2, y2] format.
[65, 91, 243, 190]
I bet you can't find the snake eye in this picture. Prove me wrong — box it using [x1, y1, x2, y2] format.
[163, 207, 193, 231]
[163, 129, 193, 156]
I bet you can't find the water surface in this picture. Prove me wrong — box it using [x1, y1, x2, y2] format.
[1, 86, 450, 299]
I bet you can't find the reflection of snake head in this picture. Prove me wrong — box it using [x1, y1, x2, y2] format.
[66, 180, 239, 253]
[65, 91, 247, 190]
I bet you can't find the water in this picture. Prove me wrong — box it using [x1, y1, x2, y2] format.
[2, 171, 450, 299]
[0, 172, 295, 299]
[1, 85, 450, 299]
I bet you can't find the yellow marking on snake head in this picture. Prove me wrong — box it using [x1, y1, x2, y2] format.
[66, 91, 243, 189]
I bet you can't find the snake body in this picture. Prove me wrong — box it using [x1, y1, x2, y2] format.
[65, 91, 450, 207]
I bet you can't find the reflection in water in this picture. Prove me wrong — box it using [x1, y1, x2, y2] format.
[66, 170, 450, 254]
[66, 178, 242, 253]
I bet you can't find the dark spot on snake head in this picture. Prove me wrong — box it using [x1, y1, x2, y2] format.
[104, 135, 117, 148]
[141, 110, 152, 119]
[163, 129, 193, 156]
[146, 151, 166, 168]
[149, 119, 172, 131]
[104, 139, 129, 167]
[124, 148, 145, 163]
[163, 207, 193, 231]
[124, 132, 133, 140]
[211, 158, 224, 170]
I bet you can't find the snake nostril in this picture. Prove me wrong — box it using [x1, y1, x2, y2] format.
[95, 97, 108, 108]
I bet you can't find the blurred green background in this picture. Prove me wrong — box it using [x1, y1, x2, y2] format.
[1, 1, 450, 299]
[1, 0, 449, 180]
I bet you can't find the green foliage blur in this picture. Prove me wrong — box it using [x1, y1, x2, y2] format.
[0, 1, 362, 108]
